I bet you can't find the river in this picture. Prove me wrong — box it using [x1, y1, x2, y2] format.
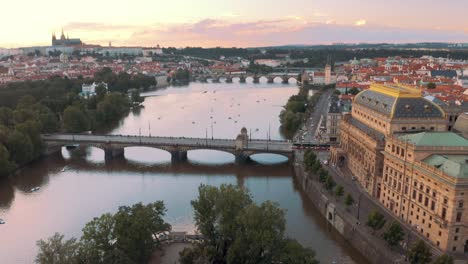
[0, 77, 368, 263]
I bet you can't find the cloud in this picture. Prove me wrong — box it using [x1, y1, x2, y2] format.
[64, 18, 468, 48]
[63, 22, 139, 31]
[354, 19, 367, 27]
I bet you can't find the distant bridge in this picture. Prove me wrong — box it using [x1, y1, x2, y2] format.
[42, 129, 294, 164]
[193, 72, 301, 84]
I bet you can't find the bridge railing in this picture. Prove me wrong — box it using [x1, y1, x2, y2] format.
[41, 134, 289, 143]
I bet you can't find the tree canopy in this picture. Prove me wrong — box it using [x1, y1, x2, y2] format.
[180, 184, 318, 264]
[35, 202, 171, 264]
[408, 240, 432, 264]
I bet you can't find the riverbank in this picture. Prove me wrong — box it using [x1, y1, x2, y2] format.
[293, 152, 404, 264]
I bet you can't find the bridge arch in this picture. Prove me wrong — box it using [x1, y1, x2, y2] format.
[186, 149, 236, 165]
[248, 153, 290, 164]
[123, 146, 172, 164]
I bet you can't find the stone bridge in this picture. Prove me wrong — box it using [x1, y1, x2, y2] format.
[42, 128, 293, 164]
[194, 72, 300, 84]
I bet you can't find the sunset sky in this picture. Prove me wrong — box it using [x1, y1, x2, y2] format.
[1, 0, 467, 48]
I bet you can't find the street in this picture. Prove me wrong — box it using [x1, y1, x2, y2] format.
[294, 88, 334, 144]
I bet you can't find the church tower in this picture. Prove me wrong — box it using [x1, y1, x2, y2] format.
[324, 55, 332, 85]
[60, 28, 66, 40]
[52, 32, 56, 45]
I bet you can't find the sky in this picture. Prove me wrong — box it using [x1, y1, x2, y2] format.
[1, 0, 467, 48]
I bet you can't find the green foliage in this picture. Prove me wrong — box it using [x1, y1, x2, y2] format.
[173, 68, 191, 82]
[37, 202, 170, 264]
[318, 168, 327, 182]
[6, 130, 34, 165]
[345, 194, 354, 206]
[382, 221, 404, 247]
[335, 185, 344, 198]
[279, 239, 319, 264]
[366, 210, 386, 233]
[408, 240, 432, 264]
[324, 175, 336, 191]
[0, 144, 15, 178]
[348, 87, 360, 95]
[35, 233, 79, 264]
[130, 90, 144, 105]
[62, 106, 90, 133]
[184, 184, 318, 264]
[427, 82, 436, 89]
[279, 91, 308, 138]
[433, 254, 454, 264]
[96, 92, 130, 125]
[246, 63, 273, 74]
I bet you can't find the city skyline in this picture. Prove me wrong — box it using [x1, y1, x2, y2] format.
[1, 0, 468, 48]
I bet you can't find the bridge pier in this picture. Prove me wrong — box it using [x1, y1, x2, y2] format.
[104, 147, 124, 161]
[171, 150, 188, 163]
[235, 152, 250, 165]
[253, 75, 260, 84]
[239, 75, 246, 83]
[267, 76, 275, 83]
[282, 76, 289, 84]
[212, 76, 220, 83]
[225, 76, 233, 83]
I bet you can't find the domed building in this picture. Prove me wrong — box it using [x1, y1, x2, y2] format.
[330, 83, 468, 256]
[330, 83, 447, 196]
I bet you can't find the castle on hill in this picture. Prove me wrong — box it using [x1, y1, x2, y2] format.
[52, 29, 82, 46]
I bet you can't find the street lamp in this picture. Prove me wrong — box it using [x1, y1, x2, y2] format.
[405, 224, 419, 261]
[356, 192, 364, 221]
[211, 121, 214, 140]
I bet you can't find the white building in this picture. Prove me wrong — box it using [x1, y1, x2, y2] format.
[80, 82, 108, 98]
[254, 59, 282, 68]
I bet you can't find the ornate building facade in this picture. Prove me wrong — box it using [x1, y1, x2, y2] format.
[381, 132, 467, 255]
[331, 83, 447, 196]
[330, 83, 468, 255]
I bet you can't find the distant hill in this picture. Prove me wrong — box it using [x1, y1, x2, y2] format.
[251, 42, 468, 50]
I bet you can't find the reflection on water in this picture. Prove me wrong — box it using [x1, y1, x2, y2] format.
[0, 81, 368, 264]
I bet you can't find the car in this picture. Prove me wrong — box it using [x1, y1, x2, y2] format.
[351, 176, 357, 181]
[30, 187, 40, 192]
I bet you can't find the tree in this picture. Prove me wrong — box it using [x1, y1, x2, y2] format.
[335, 185, 344, 198]
[345, 194, 354, 207]
[366, 210, 386, 233]
[112, 202, 171, 263]
[35, 233, 79, 264]
[130, 90, 143, 105]
[0, 144, 15, 178]
[324, 175, 336, 191]
[37, 202, 170, 264]
[279, 239, 319, 264]
[62, 105, 90, 133]
[348, 87, 360, 95]
[227, 201, 287, 263]
[433, 254, 453, 264]
[408, 240, 432, 264]
[78, 213, 118, 264]
[6, 130, 34, 165]
[427, 82, 436, 89]
[382, 221, 404, 248]
[95, 84, 107, 101]
[95, 93, 130, 125]
[186, 184, 318, 264]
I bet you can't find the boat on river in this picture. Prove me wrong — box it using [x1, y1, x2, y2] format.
[0, 219, 5, 224]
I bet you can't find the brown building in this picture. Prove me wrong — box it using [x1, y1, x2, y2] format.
[331, 83, 446, 196]
[381, 132, 467, 255]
